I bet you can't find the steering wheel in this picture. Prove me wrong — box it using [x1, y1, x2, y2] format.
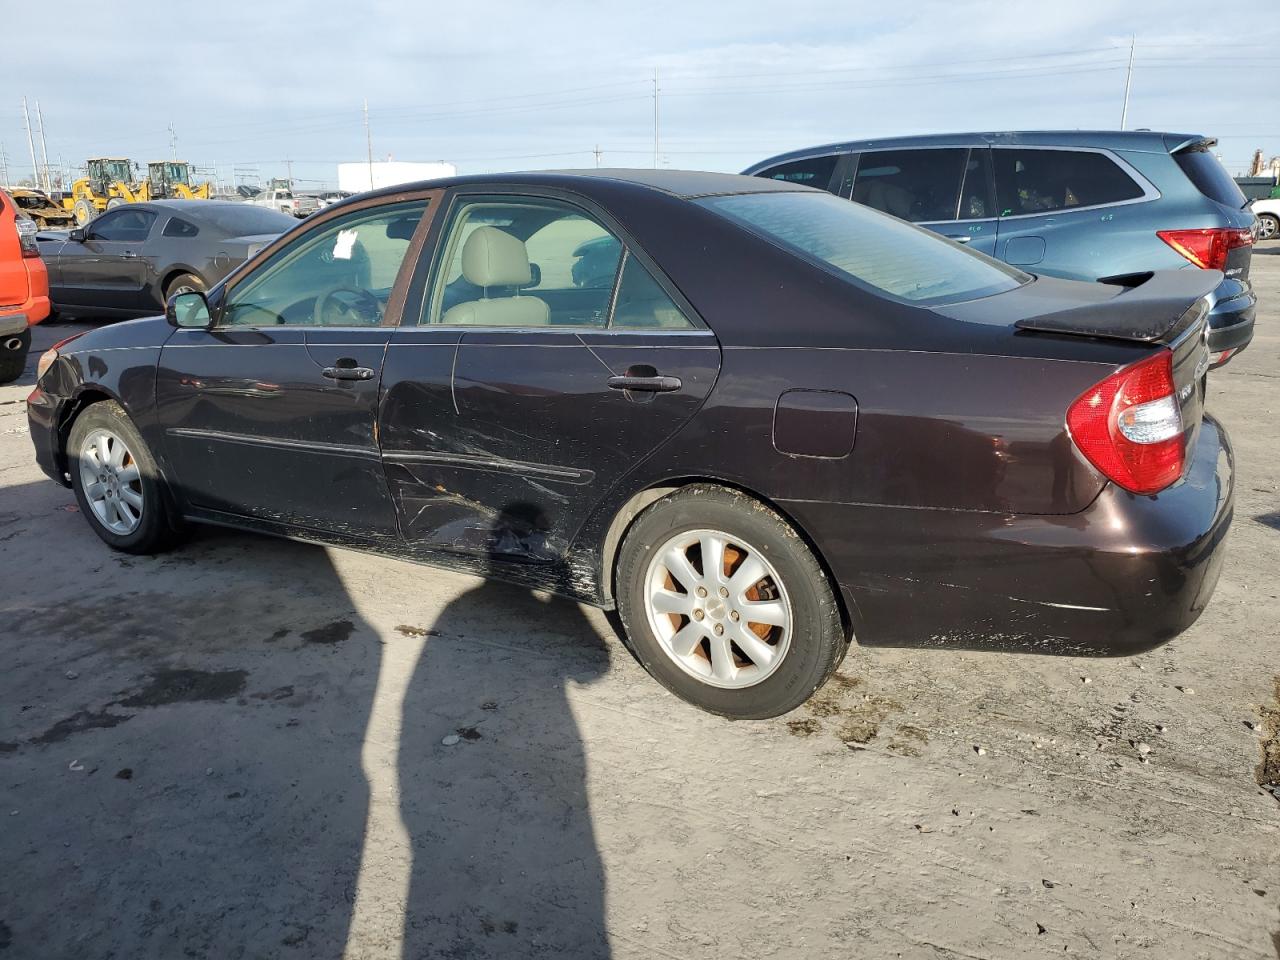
[312, 286, 383, 326]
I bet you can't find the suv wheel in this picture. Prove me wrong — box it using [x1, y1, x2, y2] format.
[1258, 213, 1279, 242]
[615, 485, 849, 719]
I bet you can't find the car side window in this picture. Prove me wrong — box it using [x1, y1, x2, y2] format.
[162, 216, 199, 238]
[89, 208, 157, 242]
[220, 200, 427, 327]
[426, 197, 622, 328]
[994, 149, 1145, 216]
[610, 253, 694, 329]
[755, 155, 839, 191]
[957, 149, 991, 220]
[851, 148, 968, 223]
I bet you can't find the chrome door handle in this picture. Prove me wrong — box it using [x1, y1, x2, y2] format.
[323, 365, 374, 381]
[947, 235, 972, 244]
[607, 375, 682, 393]
[122, 250, 139, 258]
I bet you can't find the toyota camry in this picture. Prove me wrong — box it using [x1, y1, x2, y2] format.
[26, 170, 1233, 718]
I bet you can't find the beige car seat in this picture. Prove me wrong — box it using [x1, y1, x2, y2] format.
[442, 226, 550, 326]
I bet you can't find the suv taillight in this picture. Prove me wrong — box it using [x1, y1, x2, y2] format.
[1156, 227, 1253, 271]
[15, 217, 39, 258]
[1066, 350, 1185, 495]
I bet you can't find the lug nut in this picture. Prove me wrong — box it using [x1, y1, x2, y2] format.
[719, 587, 728, 598]
[692, 609, 704, 621]
[696, 586, 707, 598]
[730, 611, 740, 622]
[714, 624, 724, 636]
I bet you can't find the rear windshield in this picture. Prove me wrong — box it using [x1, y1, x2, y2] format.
[1174, 147, 1247, 209]
[198, 205, 296, 236]
[701, 190, 1029, 305]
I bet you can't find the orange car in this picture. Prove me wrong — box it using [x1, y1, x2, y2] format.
[1, 188, 51, 384]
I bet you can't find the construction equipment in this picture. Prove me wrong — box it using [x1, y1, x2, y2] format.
[145, 161, 211, 200]
[62, 158, 145, 225]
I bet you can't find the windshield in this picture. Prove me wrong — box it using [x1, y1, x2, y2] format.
[197, 205, 297, 236]
[104, 160, 132, 183]
[700, 190, 1029, 305]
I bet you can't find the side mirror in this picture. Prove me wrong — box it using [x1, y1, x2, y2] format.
[166, 291, 213, 329]
[69, 227, 86, 242]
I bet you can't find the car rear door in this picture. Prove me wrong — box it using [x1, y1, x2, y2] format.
[991, 146, 1157, 279]
[155, 193, 437, 537]
[378, 191, 720, 567]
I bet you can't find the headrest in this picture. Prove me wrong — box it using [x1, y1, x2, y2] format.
[461, 226, 532, 288]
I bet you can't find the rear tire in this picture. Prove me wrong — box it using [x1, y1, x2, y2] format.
[106, 198, 127, 210]
[0, 328, 30, 385]
[72, 198, 96, 225]
[1258, 213, 1279, 242]
[615, 485, 849, 719]
[164, 272, 206, 300]
[67, 400, 181, 554]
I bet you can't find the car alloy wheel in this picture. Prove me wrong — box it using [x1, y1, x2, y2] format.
[1259, 214, 1279, 242]
[642, 528, 793, 688]
[78, 428, 144, 535]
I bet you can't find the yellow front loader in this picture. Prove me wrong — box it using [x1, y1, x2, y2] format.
[62, 158, 146, 224]
[145, 161, 211, 201]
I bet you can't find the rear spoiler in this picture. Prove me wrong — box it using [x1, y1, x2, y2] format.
[1014, 269, 1220, 345]
[1163, 134, 1216, 154]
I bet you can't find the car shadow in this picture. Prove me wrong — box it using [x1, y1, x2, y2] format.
[0, 476, 612, 958]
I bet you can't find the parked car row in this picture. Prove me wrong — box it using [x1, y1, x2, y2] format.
[26, 167, 1234, 717]
[745, 131, 1259, 366]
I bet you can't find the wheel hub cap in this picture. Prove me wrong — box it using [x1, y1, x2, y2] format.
[642, 528, 793, 690]
[79, 429, 143, 535]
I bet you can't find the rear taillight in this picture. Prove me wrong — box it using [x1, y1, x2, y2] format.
[1156, 227, 1253, 271]
[1067, 350, 1185, 495]
[15, 217, 39, 258]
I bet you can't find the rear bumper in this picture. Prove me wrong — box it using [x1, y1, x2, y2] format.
[783, 415, 1234, 657]
[1206, 277, 1255, 367]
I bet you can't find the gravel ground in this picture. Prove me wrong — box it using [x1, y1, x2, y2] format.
[2, 250, 1278, 959]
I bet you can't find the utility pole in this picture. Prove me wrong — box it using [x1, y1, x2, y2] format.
[22, 97, 38, 189]
[35, 101, 51, 192]
[363, 98, 375, 191]
[652, 68, 660, 169]
[168, 122, 178, 160]
[1120, 35, 1135, 130]
[0, 142, 9, 189]
[286, 157, 293, 187]
[593, 144, 602, 168]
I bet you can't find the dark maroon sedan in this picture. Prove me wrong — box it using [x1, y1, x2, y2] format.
[26, 171, 1232, 718]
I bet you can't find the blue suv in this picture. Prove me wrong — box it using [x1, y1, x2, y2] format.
[745, 131, 1257, 365]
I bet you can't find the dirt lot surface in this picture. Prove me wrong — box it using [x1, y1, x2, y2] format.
[2, 250, 1279, 959]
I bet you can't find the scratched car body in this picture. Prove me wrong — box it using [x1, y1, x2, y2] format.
[26, 170, 1233, 719]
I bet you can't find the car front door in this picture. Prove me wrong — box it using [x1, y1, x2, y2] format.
[155, 192, 437, 538]
[378, 191, 721, 572]
[55, 207, 158, 310]
[846, 146, 998, 255]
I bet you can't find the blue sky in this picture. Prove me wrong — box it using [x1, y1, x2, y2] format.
[3, 0, 1278, 190]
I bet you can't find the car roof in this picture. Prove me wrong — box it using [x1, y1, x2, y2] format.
[744, 130, 1207, 172]
[351, 168, 809, 205]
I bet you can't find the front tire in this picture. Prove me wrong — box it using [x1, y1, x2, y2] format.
[67, 400, 180, 554]
[0, 328, 30, 385]
[615, 485, 849, 719]
[1258, 213, 1279, 242]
